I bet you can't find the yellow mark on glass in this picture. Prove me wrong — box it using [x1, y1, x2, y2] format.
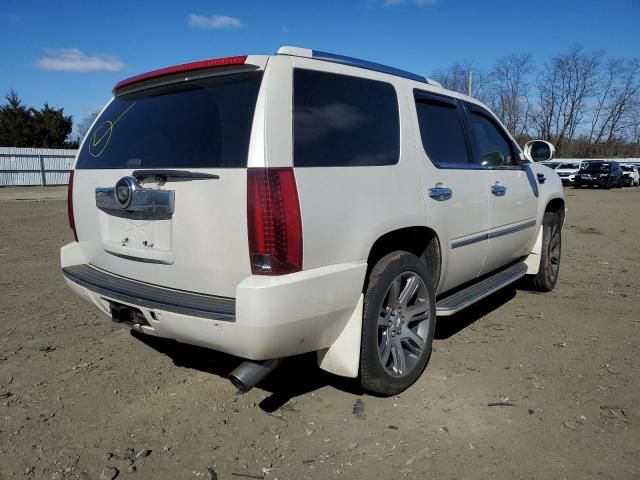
[89, 102, 136, 158]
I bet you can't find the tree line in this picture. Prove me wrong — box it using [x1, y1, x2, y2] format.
[431, 46, 640, 158]
[0, 90, 76, 148]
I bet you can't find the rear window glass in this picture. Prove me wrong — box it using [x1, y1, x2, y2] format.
[293, 69, 399, 167]
[415, 95, 470, 166]
[76, 72, 263, 169]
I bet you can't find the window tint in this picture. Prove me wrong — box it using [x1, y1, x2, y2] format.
[415, 95, 470, 166]
[293, 69, 399, 167]
[76, 72, 263, 169]
[467, 107, 515, 167]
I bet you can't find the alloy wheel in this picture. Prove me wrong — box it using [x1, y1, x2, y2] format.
[377, 272, 431, 377]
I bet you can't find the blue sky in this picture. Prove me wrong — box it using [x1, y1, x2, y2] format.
[1, 0, 638, 133]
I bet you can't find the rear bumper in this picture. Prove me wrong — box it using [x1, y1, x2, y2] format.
[63, 265, 236, 321]
[61, 243, 367, 360]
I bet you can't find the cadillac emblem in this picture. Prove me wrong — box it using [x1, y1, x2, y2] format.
[114, 176, 136, 209]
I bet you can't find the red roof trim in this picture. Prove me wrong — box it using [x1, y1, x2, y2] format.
[114, 55, 248, 91]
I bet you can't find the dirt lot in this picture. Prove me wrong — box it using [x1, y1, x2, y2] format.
[1, 186, 639, 480]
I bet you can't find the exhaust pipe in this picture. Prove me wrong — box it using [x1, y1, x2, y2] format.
[229, 359, 281, 393]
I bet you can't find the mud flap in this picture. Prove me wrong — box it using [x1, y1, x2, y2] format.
[316, 294, 363, 378]
[524, 226, 544, 274]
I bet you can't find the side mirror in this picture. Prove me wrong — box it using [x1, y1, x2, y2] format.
[523, 140, 555, 162]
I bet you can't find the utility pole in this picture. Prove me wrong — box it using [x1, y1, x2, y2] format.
[467, 70, 473, 96]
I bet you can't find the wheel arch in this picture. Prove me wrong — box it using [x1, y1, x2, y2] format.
[365, 226, 441, 291]
[545, 196, 566, 226]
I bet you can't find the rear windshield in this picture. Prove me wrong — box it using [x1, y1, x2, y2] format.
[76, 72, 263, 169]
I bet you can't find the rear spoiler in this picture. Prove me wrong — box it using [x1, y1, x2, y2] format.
[113, 56, 249, 93]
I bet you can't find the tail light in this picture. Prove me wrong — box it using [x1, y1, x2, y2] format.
[67, 170, 78, 241]
[247, 168, 302, 275]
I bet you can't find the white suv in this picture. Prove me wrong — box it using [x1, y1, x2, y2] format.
[555, 161, 581, 185]
[621, 164, 640, 186]
[61, 46, 565, 395]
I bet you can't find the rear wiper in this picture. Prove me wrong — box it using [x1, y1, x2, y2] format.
[132, 170, 220, 182]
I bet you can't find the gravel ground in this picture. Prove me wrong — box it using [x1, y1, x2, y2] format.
[0, 186, 638, 479]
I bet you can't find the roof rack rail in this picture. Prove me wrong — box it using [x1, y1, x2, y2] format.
[277, 46, 442, 87]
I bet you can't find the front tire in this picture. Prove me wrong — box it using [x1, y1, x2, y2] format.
[360, 251, 436, 396]
[528, 211, 562, 292]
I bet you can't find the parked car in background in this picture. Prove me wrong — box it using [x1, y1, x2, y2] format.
[61, 46, 566, 396]
[621, 165, 639, 186]
[555, 162, 581, 185]
[574, 161, 624, 189]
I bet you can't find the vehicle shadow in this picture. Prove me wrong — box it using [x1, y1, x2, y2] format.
[434, 286, 516, 339]
[130, 285, 517, 409]
[130, 330, 361, 412]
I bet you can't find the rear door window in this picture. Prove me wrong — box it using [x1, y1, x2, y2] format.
[414, 92, 471, 166]
[293, 69, 400, 167]
[76, 72, 263, 169]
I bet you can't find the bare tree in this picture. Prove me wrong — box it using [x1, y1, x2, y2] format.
[427, 47, 640, 157]
[430, 61, 492, 102]
[485, 53, 535, 138]
[73, 109, 101, 145]
[588, 59, 640, 144]
[534, 47, 602, 154]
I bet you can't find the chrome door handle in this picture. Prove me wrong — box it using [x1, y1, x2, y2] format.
[490, 183, 507, 197]
[428, 185, 452, 201]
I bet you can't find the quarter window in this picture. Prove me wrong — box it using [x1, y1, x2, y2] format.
[293, 69, 400, 167]
[415, 94, 470, 166]
[466, 106, 515, 167]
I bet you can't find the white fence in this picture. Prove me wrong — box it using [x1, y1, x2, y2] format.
[0, 147, 77, 186]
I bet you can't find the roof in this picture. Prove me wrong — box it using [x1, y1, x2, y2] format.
[277, 46, 442, 87]
[113, 46, 445, 93]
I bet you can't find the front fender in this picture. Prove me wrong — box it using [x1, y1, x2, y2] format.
[526, 163, 566, 225]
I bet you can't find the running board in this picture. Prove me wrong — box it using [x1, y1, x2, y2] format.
[436, 261, 527, 316]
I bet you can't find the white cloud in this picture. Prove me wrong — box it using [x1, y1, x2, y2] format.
[37, 49, 124, 73]
[188, 14, 243, 29]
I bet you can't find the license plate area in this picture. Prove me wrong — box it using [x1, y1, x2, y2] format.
[99, 211, 174, 264]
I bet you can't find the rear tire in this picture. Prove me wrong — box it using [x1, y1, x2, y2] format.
[527, 211, 562, 292]
[360, 251, 436, 396]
